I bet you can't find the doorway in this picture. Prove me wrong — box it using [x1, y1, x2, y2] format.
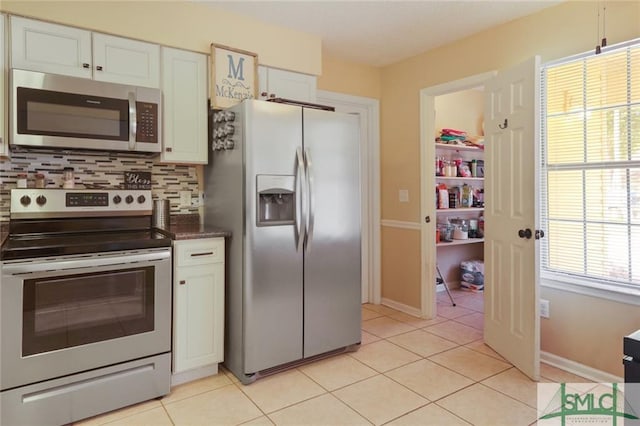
[316, 90, 381, 305]
[419, 72, 495, 320]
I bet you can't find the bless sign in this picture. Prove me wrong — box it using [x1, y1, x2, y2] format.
[211, 44, 258, 109]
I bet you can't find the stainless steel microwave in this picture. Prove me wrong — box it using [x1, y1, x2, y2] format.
[10, 69, 162, 154]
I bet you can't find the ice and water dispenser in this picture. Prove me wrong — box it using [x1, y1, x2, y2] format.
[256, 175, 295, 226]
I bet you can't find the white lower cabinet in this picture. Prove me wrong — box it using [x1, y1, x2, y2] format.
[172, 238, 225, 377]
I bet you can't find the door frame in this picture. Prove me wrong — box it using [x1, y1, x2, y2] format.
[316, 90, 381, 304]
[418, 71, 496, 318]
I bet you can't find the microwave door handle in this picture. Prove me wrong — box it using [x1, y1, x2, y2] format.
[128, 92, 137, 151]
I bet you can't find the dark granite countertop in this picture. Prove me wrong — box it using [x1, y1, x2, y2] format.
[154, 214, 231, 240]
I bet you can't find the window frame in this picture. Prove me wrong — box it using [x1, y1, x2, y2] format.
[540, 38, 640, 302]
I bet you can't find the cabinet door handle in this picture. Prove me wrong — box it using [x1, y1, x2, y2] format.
[96, 65, 103, 71]
[260, 92, 268, 97]
[179, 280, 186, 285]
[190, 251, 214, 257]
[82, 63, 90, 69]
[165, 147, 173, 152]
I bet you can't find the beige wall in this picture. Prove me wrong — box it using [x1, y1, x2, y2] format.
[0, 1, 321, 75]
[434, 89, 484, 138]
[379, 0, 640, 375]
[541, 287, 640, 377]
[381, 227, 421, 308]
[317, 51, 382, 99]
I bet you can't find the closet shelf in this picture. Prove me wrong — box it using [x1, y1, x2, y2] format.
[437, 238, 484, 247]
[435, 143, 483, 152]
[436, 176, 484, 181]
[437, 207, 484, 213]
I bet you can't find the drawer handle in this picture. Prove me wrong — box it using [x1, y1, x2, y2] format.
[179, 280, 186, 285]
[190, 251, 214, 257]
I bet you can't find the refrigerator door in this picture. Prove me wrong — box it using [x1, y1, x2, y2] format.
[243, 101, 305, 373]
[302, 108, 362, 358]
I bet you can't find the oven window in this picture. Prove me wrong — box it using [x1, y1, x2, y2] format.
[22, 267, 155, 356]
[17, 87, 128, 141]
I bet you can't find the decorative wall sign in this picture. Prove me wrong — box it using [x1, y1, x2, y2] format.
[210, 43, 258, 109]
[124, 171, 152, 189]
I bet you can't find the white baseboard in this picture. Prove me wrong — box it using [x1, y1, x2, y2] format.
[541, 351, 623, 383]
[171, 364, 219, 387]
[381, 297, 423, 317]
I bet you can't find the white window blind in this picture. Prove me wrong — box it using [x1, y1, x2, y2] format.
[541, 39, 640, 290]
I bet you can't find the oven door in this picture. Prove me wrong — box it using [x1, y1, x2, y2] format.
[0, 248, 171, 391]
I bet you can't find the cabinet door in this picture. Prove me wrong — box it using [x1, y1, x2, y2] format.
[92, 33, 160, 88]
[259, 66, 317, 102]
[161, 47, 208, 164]
[173, 239, 225, 373]
[1, 15, 6, 156]
[10, 16, 92, 78]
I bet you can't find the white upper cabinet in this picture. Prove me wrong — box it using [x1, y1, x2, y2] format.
[161, 47, 208, 164]
[258, 66, 317, 103]
[10, 17, 160, 88]
[1, 14, 6, 156]
[10, 16, 92, 79]
[92, 33, 160, 88]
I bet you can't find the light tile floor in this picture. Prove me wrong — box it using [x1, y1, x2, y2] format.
[76, 289, 589, 426]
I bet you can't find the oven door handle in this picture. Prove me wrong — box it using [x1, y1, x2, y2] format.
[1, 249, 171, 275]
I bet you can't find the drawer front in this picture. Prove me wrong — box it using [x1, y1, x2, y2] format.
[174, 238, 224, 266]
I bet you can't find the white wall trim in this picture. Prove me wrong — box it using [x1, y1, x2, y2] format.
[317, 90, 381, 305]
[380, 219, 421, 230]
[541, 351, 623, 383]
[541, 276, 640, 306]
[381, 297, 423, 318]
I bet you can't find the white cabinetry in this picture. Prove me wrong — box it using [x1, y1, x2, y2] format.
[172, 238, 225, 379]
[258, 66, 317, 102]
[1, 14, 6, 156]
[10, 16, 160, 88]
[161, 47, 208, 164]
[91, 33, 160, 87]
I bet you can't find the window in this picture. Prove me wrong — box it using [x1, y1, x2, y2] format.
[540, 39, 640, 292]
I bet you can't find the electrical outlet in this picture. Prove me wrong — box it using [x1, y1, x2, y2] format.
[179, 190, 191, 208]
[399, 189, 409, 203]
[191, 192, 204, 207]
[540, 299, 550, 318]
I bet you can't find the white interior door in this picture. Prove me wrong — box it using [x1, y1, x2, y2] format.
[483, 56, 540, 380]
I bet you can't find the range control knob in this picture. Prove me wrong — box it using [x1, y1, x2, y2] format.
[137, 195, 146, 204]
[125, 195, 134, 204]
[20, 195, 31, 206]
[36, 195, 47, 206]
[113, 195, 122, 204]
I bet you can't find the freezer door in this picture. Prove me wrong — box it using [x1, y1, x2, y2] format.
[244, 101, 305, 373]
[302, 108, 362, 358]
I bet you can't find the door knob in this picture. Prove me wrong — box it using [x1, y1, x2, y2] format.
[535, 229, 545, 240]
[518, 228, 532, 239]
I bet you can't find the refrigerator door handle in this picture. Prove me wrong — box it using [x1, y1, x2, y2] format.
[295, 147, 306, 251]
[304, 148, 315, 250]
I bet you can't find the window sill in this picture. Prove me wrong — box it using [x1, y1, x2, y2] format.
[541, 272, 640, 306]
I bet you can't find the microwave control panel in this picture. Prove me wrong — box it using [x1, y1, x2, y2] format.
[136, 102, 158, 144]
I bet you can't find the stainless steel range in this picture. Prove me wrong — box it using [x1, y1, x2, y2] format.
[0, 189, 172, 426]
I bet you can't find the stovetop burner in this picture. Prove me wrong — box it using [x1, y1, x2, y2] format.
[1, 189, 172, 261]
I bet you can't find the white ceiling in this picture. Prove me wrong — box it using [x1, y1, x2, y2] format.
[203, 0, 562, 67]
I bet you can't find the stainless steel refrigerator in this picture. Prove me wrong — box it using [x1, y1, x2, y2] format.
[204, 100, 361, 384]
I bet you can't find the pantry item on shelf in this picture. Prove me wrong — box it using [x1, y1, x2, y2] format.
[453, 226, 469, 240]
[460, 184, 473, 207]
[437, 184, 449, 209]
[471, 159, 477, 177]
[458, 163, 471, 177]
[448, 186, 460, 209]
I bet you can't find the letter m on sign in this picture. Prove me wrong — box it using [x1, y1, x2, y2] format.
[227, 55, 245, 81]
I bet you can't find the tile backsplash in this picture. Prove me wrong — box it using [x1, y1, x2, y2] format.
[0, 151, 200, 222]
